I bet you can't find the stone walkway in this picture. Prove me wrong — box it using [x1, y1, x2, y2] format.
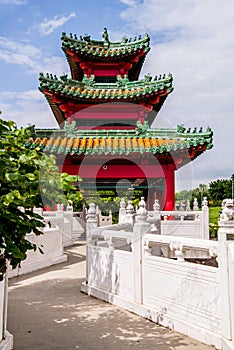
[8, 244, 214, 350]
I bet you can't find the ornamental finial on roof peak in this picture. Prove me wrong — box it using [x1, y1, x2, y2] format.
[102, 27, 110, 47]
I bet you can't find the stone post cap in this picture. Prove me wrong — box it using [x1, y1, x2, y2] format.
[153, 199, 160, 211]
[135, 197, 149, 225]
[202, 197, 208, 207]
[120, 197, 126, 209]
[126, 200, 134, 214]
[86, 203, 98, 222]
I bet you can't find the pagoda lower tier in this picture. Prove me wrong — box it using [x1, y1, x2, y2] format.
[31, 124, 213, 210]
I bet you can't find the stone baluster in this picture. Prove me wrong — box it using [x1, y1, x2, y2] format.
[108, 210, 112, 224]
[86, 203, 98, 284]
[56, 203, 64, 235]
[133, 197, 151, 304]
[218, 199, 234, 340]
[193, 197, 199, 211]
[153, 199, 160, 215]
[57, 203, 64, 211]
[125, 200, 135, 225]
[64, 200, 73, 245]
[186, 199, 191, 211]
[66, 200, 73, 211]
[86, 203, 98, 240]
[96, 205, 101, 226]
[118, 198, 126, 224]
[126, 200, 134, 214]
[201, 197, 209, 239]
[152, 199, 161, 234]
[179, 201, 184, 211]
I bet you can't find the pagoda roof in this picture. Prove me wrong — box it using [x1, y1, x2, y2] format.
[39, 73, 173, 125]
[61, 30, 150, 60]
[30, 124, 213, 167]
[61, 30, 150, 80]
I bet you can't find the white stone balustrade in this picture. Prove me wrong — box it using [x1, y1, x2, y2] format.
[9, 227, 67, 278]
[82, 198, 234, 350]
[0, 266, 13, 350]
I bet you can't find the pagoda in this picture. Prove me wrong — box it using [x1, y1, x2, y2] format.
[32, 28, 213, 210]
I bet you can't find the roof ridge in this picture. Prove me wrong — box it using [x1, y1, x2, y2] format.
[61, 30, 150, 50]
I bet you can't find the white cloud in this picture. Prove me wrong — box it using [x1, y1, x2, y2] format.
[0, 36, 68, 75]
[0, 0, 27, 4]
[119, 0, 234, 187]
[119, 0, 138, 5]
[39, 13, 76, 36]
[0, 90, 58, 128]
[0, 37, 41, 71]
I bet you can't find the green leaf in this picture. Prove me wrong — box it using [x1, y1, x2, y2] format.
[25, 173, 36, 181]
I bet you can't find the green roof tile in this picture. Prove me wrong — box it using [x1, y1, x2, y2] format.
[61, 29, 150, 60]
[39, 72, 173, 102]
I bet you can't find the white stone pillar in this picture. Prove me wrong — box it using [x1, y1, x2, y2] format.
[118, 198, 126, 224]
[132, 198, 151, 304]
[201, 197, 209, 239]
[86, 203, 98, 284]
[56, 205, 64, 236]
[218, 199, 234, 340]
[64, 203, 73, 245]
[193, 197, 199, 211]
[152, 198, 161, 234]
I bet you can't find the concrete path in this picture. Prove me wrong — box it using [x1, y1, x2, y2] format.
[8, 244, 214, 350]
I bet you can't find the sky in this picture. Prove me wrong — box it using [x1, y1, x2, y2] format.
[0, 0, 233, 191]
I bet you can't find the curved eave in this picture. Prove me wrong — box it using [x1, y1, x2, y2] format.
[28, 136, 212, 164]
[44, 94, 65, 126]
[65, 54, 83, 81]
[39, 81, 173, 108]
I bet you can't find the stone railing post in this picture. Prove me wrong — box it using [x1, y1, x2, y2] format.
[118, 198, 126, 224]
[56, 203, 64, 236]
[201, 197, 209, 239]
[86, 203, 98, 284]
[186, 199, 191, 211]
[193, 197, 199, 211]
[132, 197, 151, 304]
[64, 200, 73, 244]
[152, 199, 161, 234]
[86, 203, 98, 242]
[124, 200, 135, 225]
[218, 199, 234, 341]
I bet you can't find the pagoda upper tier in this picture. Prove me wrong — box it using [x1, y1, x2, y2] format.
[61, 28, 150, 81]
[39, 28, 173, 129]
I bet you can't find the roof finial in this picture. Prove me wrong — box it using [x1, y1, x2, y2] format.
[102, 27, 110, 47]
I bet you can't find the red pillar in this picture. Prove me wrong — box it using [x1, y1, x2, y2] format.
[164, 166, 175, 211]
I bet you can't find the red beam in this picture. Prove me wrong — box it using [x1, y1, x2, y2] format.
[61, 164, 166, 179]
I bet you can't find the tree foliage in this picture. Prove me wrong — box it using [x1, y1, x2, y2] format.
[0, 117, 82, 279]
[209, 175, 234, 205]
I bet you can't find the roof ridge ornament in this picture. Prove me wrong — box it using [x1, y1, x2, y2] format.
[82, 74, 95, 87]
[116, 74, 129, 87]
[63, 121, 77, 137]
[102, 27, 110, 47]
[136, 120, 149, 136]
[177, 124, 186, 133]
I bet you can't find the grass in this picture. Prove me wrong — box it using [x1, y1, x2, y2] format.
[209, 206, 221, 224]
[209, 206, 221, 238]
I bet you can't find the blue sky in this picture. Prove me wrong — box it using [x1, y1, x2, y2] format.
[0, 0, 234, 190]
